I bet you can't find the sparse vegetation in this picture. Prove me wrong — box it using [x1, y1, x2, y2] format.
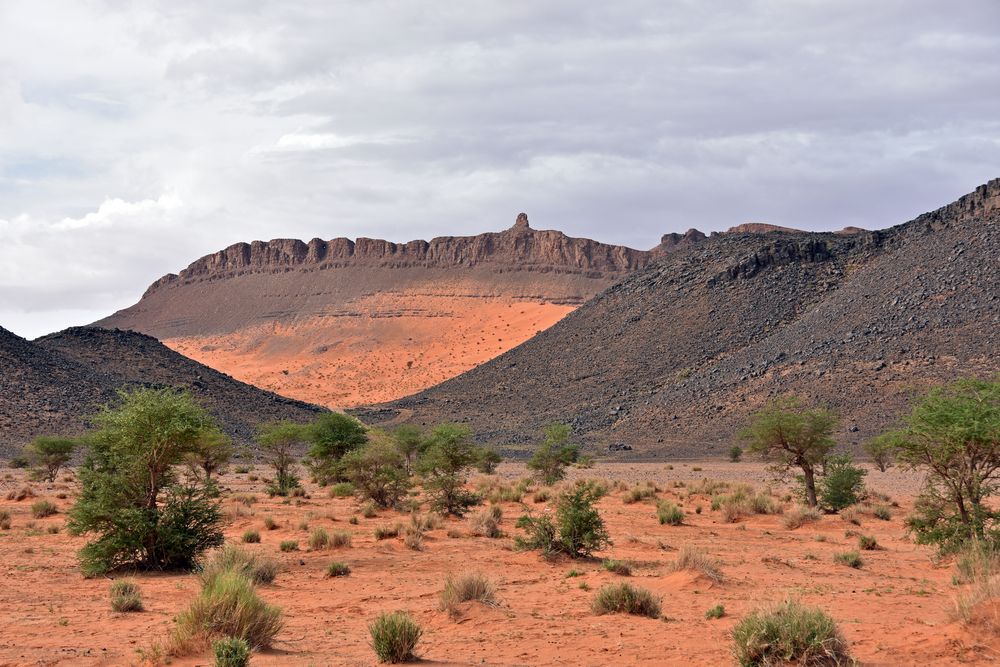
[110, 579, 143, 612]
[375, 524, 401, 540]
[591, 583, 661, 618]
[731, 600, 849, 667]
[440, 571, 496, 615]
[23, 436, 76, 482]
[416, 424, 488, 516]
[526, 423, 579, 485]
[858, 535, 878, 550]
[242, 530, 260, 544]
[729, 445, 743, 462]
[820, 454, 867, 511]
[403, 526, 423, 550]
[212, 637, 251, 667]
[623, 484, 657, 504]
[705, 603, 725, 619]
[833, 550, 863, 568]
[31, 499, 57, 518]
[309, 527, 331, 550]
[602, 558, 632, 576]
[470, 505, 503, 538]
[279, 540, 299, 552]
[329, 481, 356, 497]
[327, 561, 351, 577]
[783, 505, 822, 530]
[263, 516, 278, 530]
[256, 421, 305, 497]
[369, 611, 422, 663]
[671, 545, 723, 582]
[864, 433, 897, 472]
[515, 483, 610, 558]
[0, 510, 10, 530]
[339, 439, 411, 508]
[199, 545, 278, 586]
[657, 501, 684, 525]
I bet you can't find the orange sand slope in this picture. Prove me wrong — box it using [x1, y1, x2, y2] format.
[1, 462, 998, 666]
[166, 296, 573, 408]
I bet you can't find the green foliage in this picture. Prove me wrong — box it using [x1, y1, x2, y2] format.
[340, 440, 411, 508]
[256, 420, 305, 496]
[24, 436, 76, 482]
[31, 499, 57, 518]
[656, 501, 684, 525]
[590, 583, 661, 618]
[705, 603, 725, 619]
[242, 530, 260, 544]
[526, 423, 579, 485]
[329, 482, 355, 497]
[172, 570, 283, 652]
[415, 424, 484, 516]
[212, 637, 251, 667]
[863, 433, 898, 472]
[199, 544, 278, 586]
[67, 387, 224, 577]
[303, 412, 368, 485]
[731, 600, 849, 667]
[742, 397, 837, 507]
[833, 550, 863, 568]
[820, 455, 867, 511]
[601, 558, 632, 576]
[184, 429, 234, 494]
[326, 561, 351, 577]
[516, 483, 610, 558]
[110, 579, 144, 612]
[369, 611, 422, 663]
[728, 445, 743, 463]
[279, 540, 298, 552]
[474, 447, 503, 474]
[858, 534, 878, 550]
[889, 377, 1000, 552]
[391, 425, 428, 474]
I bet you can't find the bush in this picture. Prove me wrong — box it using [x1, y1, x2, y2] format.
[872, 504, 892, 521]
[622, 485, 657, 504]
[657, 501, 684, 526]
[470, 505, 503, 538]
[515, 483, 611, 558]
[24, 436, 76, 482]
[263, 516, 278, 530]
[369, 611, 422, 663]
[819, 455, 867, 511]
[212, 637, 251, 667]
[110, 579, 144, 612]
[601, 558, 632, 576]
[6, 485, 35, 501]
[783, 506, 822, 530]
[591, 583, 661, 618]
[340, 441, 411, 508]
[705, 604, 725, 619]
[731, 600, 849, 667]
[329, 482, 355, 498]
[864, 434, 896, 472]
[0, 510, 10, 530]
[303, 412, 369, 485]
[68, 387, 224, 577]
[416, 424, 487, 516]
[330, 530, 352, 548]
[361, 501, 379, 518]
[327, 561, 351, 577]
[279, 540, 299, 552]
[375, 524, 401, 540]
[858, 535, 878, 550]
[671, 545, 723, 582]
[199, 545, 278, 586]
[526, 423, 579, 485]
[403, 527, 423, 550]
[172, 571, 283, 653]
[242, 530, 260, 544]
[729, 446, 743, 462]
[31, 500, 57, 518]
[440, 572, 496, 615]
[833, 551, 863, 568]
[533, 489, 551, 503]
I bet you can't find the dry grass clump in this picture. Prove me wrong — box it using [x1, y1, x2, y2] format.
[688, 478, 730, 496]
[362, 501, 379, 518]
[326, 561, 351, 577]
[410, 512, 442, 532]
[871, 503, 892, 521]
[375, 523, 402, 540]
[279, 540, 299, 552]
[858, 535, 879, 550]
[439, 571, 497, 616]
[671, 545, 723, 582]
[0, 510, 10, 530]
[602, 558, 633, 576]
[656, 501, 684, 525]
[532, 488, 551, 503]
[171, 570, 283, 654]
[369, 611, 422, 663]
[110, 579, 144, 612]
[232, 494, 257, 506]
[199, 545, 279, 586]
[242, 530, 261, 544]
[783, 506, 822, 530]
[840, 506, 861, 525]
[486, 484, 522, 504]
[5, 486, 35, 501]
[470, 505, 503, 538]
[713, 486, 781, 523]
[591, 583, 661, 618]
[308, 527, 331, 550]
[262, 516, 278, 530]
[622, 484, 657, 504]
[403, 527, 424, 551]
[731, 600, 850, 667]
[30, 500, 57, 518]
[833, 551, 863, 568]
[330, 530, 352, 548]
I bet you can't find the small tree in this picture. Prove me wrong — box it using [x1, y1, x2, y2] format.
[516, 482, 611, 558]
[890, 377, 1000, 551]
[416, 423, 484, 515]
[24, 436, 77, 482]
[184, 428, 234, 493]
[67, 387, 224, 577]
[256, 421, 306, 496]
[303, 412, 368, 485]
[742, 398, 837, 507]
[475, 447, 503, 474]
[728, 445, 743, 463]
[819, 454, 867, 511]
[392, 425, 428, 474]
[526, 424, 579, 485]
[863, 433, 897, 473]
[340, 439, 411, 507]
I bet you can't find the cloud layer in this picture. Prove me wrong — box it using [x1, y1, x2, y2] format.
[1, 1, 998, 338]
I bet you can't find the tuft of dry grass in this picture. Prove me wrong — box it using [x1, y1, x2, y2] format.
[404, 527, 424, 551]
[732, 600, 850, 667]
[439, 572, 497, 617]
[199, 544, 279, 586]
[374, 523, 402, 540]
[591, 583, 661, 618]
[783, 506, 822, 530]
[470, 505, 503, 538]
[671, 545, 723, 582]
[110, 579, 143, 612]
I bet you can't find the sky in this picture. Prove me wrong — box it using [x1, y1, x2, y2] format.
[1, 1, 998, 339]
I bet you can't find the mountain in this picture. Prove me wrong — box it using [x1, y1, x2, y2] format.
[354, 179, 1000, 457]
[0, 326, 324, 456]
[96, 215, 701, 407]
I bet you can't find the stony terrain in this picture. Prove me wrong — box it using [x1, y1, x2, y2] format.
[96, 215, 697, 407]
[0, 462, 995, 666]
[358, 180, 1000, 457]
[0, 326, 324, 455]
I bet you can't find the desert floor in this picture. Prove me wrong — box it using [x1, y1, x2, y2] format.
[1, 461, 998, 666]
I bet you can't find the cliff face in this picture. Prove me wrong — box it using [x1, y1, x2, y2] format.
[355, 179, 1000, 457]
[97, 215, 670, 408]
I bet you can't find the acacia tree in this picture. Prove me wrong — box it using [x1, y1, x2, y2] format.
[526, 423, 579, 485]
[67, 387, 224, 577]
[24, 436, 77, 482]
[889, 377, 1000, 551]
[863, 433, 898, 473]
[416, 423, 486, 515]
[340, 439, 411, 507]
[184, 428, 234, 490]
[742, 398, 837, 507]
[257, 421, 306, 496]
[303, 412, 368, 485]
[392, 425, 427, 474]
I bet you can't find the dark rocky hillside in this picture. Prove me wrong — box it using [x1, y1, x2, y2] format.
[0, 326, 324, 457]
[356, 179, 1000, 458]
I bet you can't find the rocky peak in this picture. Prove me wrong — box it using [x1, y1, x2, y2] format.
[511, 212, 531, 230]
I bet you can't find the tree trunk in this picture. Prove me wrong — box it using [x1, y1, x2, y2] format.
[802, 466, 818, 507]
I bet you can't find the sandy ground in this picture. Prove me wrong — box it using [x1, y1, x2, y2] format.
[166, 297, 573, 409]
[1, 461, 997, 666]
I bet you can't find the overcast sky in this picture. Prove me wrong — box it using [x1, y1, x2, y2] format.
[1, 1, 998, 339]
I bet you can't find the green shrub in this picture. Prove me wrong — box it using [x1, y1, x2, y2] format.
[242, 531, 261, 544]
[872, 504, 892, 521]
[439, 572, 496, 615]
[526, 423, 579, 485]
[349, 516, 360, 525]
[327, 561, 351, 577]
[308, 528, 331, 550]
[820, 455, 867, 511]
[729, 445, 743, 462]
[110, 579, 144, 612]
[303, 412, 369, 486]
[31, 500, 57, 518]
[199, 545, 278, 586]
[361, 501, 379, 518]
[340, 441, 411, 508]
[591, 583, 660, 618]
[657, 501, 684, 526]
[24, 436, 77, 482]
[255, 421, 304, 497]
[416, 424, 487, 516]
[833, 551, 863, 568]
[263, 516, 278, 530]
[369, 611, 422, 663]
[858, 535, 878, 550]
[329, 482, 355, 498]
[68, 388, 226, 577]
[172, 571, 283, 652]
[279, 540, 299, 552]
[212, 637, 251, 667]
[705, 603, 725, 619]
[515, 483, 610, 558]
[732, 601, 848, 666]
[601, 558, 632, 576]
